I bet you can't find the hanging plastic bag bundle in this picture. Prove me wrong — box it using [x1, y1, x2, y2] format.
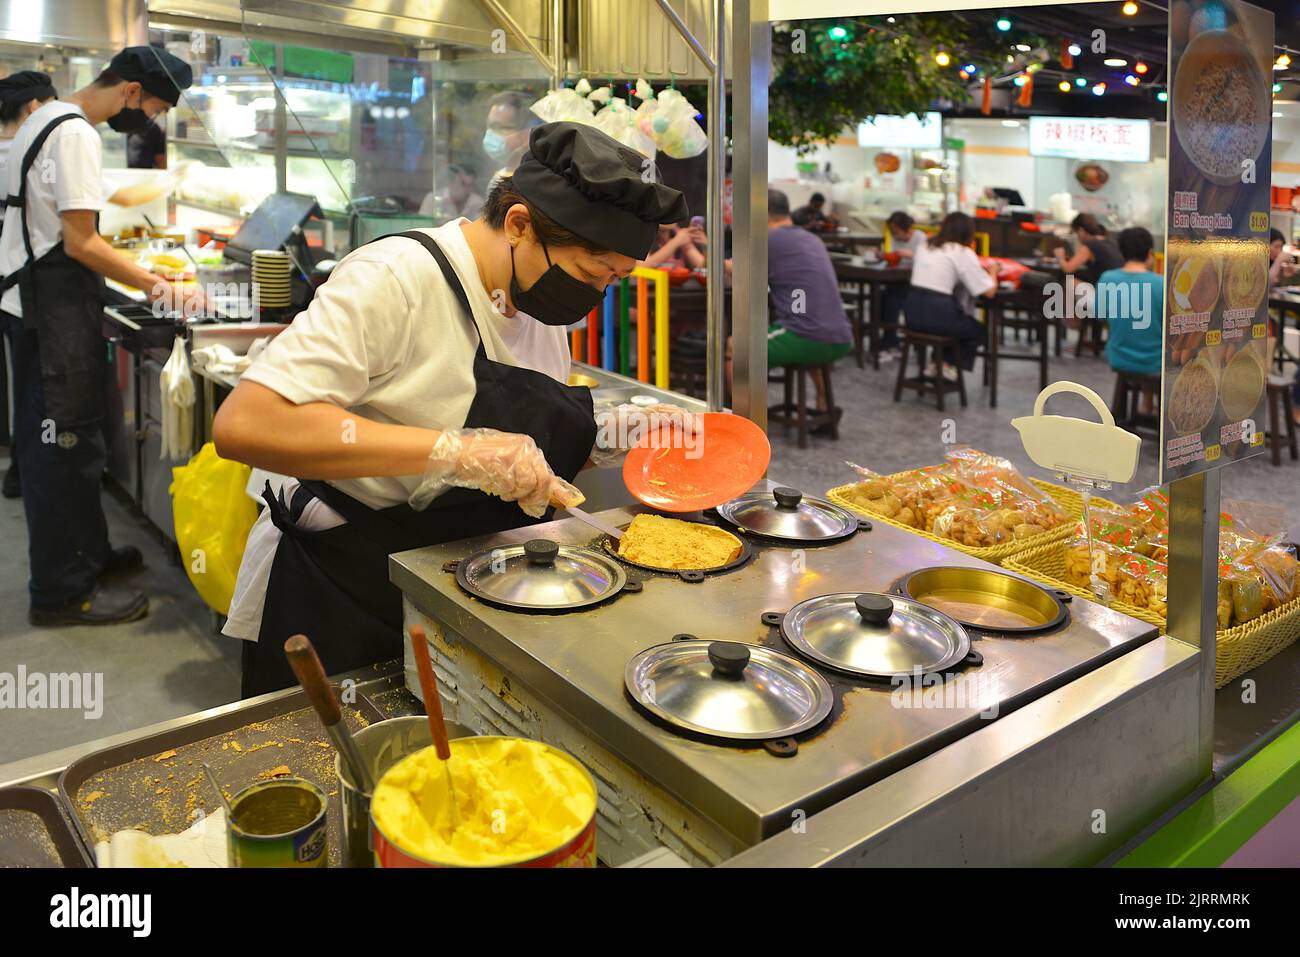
[169, 442, 258, 616]
[647, 88, 708, 158]
[159, 335, 195, 461]
[530, 83, 597, 126]
[593, 95, 656, 158]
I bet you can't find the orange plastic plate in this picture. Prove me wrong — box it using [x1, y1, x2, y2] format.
[622, 412, 771, 512]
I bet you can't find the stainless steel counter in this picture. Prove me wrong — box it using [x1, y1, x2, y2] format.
[390, 488, 1170, 860]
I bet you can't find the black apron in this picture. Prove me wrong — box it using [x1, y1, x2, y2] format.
[0, 112, 106, 429]
[241, 230, 596, 697]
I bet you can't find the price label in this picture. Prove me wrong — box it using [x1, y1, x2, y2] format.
[1250, 211, 1271, 232]
[1206, 329, 1223, 346]
[1251, 431, 1265, 446]
[1252, 323, 1267, 339]
[1206, 444, 1222, 461]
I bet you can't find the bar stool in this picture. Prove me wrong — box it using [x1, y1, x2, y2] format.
[1110, 370, 1162, 434]
[1265, 376, 1299, 466]
[894, 330, 967, 411]
[769, 362, 839, 448]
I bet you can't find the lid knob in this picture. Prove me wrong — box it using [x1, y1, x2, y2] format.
[708, 641, 751, 678]
[524, 539, 559, 566]
[773, 487, 803, 510]
[855, 594, 894, 625]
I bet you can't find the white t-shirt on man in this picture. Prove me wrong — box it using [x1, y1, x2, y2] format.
[0, 101, 104, 317]
[223, 218, 574, 641]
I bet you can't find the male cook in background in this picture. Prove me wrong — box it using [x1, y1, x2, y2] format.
[0, 46, 199, 627]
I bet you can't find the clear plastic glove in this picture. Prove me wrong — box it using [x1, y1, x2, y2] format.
[590, 402, 701, 468]
[409, 428, 584, 518]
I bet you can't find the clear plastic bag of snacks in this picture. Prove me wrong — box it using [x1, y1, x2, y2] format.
[843, 461, 959, 531]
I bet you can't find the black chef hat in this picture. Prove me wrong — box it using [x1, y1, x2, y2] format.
[0, 71, 56, 105]
[512, 122, 689, 259]
[108, 46, 193, 106]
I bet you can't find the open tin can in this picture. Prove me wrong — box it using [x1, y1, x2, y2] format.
[226, 778, 328, 868]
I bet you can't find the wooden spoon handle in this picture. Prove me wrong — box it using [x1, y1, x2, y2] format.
[284, 634, 341, 728]
[408, 623, 452, 761]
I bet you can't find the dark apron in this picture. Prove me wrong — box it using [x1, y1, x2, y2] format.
[1, 112, 106, 429]
[241, 230, 596, 697]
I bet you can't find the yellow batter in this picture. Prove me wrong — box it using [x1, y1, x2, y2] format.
[371, 737, 595, 867]
[617, 513, 743, 569]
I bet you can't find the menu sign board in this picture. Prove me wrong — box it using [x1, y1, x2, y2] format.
[1161, 0, 1274, 481]
[1028, 117, 1151, 163]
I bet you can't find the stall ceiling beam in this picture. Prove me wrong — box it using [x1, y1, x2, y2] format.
[147, 13, 416, 58]
[477, 0, 556, 76]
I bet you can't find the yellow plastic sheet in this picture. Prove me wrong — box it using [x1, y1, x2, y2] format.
[169, 442, 256, 616]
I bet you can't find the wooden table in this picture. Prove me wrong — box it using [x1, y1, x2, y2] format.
[818, 230, 886, 254]
[1268, 289, 1300, 371]
[832, 259, 912, 369]
[978, 286, 1053, 408]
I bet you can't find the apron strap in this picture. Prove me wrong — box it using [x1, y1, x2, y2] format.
[388, 230, 488, 347]
[1, 112, 95, 295]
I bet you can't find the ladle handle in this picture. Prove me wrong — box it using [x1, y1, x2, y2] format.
[408, 624, 453, 762]
[284, 634, 341, 728]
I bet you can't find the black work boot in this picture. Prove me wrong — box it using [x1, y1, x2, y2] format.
[1, 461, 18, 499]
[29, 584, 149, 627]
[100, 544, 145, 579]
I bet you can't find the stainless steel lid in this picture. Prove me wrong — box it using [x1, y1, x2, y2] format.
[781, 592, 972, 679]
[625, 640, 833, 740]
[715, 487, 859, 543]
[455, 539, 626, 611]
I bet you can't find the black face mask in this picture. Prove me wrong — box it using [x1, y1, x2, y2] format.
[107, 91, 153, 135]
[509, 238, 605, 327]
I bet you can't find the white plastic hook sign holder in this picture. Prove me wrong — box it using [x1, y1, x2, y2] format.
[1010, 381, 1142, 489]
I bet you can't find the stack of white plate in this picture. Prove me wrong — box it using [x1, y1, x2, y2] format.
[252, 249, 292, 309]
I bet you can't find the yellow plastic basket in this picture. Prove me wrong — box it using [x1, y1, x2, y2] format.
[826, 477, 1115, 566]
[1004, 539, 1300, 688]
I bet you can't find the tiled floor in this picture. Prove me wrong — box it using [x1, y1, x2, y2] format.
[766, 336, 1300, 541]
[0, 474, 241, 767]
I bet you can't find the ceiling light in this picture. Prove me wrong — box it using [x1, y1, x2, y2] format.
[1124, 74, 1139, 86]
[996, 18, 1012, 32]
[1068, 43, 1082, 57]
[1156, 90, 1168, 102]
[1059, 80, 1072, 92]
[828, 25, 848, 40]
[1092, 82, 1106, 96]
[1122, 2, 1139, 15]
[935, 51, 951, 66]
[1013, 75, 1027, 87]
[1104, 58, 1128, 67]
[1135, 62, 1148, 74]
[1002, 120, 1021, 127]
[1075, 76, 1088, 87]
[962, 64, 976, 74]
[1015, 44, 1032, 53]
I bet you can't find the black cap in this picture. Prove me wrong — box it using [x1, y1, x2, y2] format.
[108, 46, 193, 106]
[512, 122, 688, 259]
[0, 70, 56, 104]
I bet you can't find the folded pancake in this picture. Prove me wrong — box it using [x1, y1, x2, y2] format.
[617, 514, 743, 570]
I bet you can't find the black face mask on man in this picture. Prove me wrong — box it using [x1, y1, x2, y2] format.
[508, 236, 605, 326]
[107, 88, 153, 135]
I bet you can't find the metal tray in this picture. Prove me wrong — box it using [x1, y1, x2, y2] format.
[0, 785, 93, 868]
[59, 689, 382, 867]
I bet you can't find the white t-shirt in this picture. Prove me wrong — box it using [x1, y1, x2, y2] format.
[909, 241, 995, 312]
[224, 218, 574, 641]
[0, 101, 104, 316]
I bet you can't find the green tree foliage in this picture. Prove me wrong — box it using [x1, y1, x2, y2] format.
[770, 17, 1048, 153]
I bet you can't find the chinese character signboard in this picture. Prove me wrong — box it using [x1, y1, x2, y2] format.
[1161, 0, 1274, 481]
[1028, 117, 1152, 163]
